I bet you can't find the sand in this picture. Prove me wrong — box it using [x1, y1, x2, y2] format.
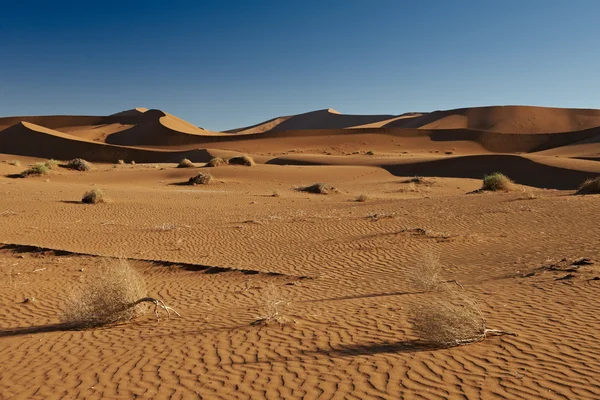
[0, 105, 599, 399]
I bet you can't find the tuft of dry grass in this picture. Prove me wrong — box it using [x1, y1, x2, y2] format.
[482, 172, 513, 191]
[407, 253, 445, 292]
[228, 154, 255, 166]
[117, 159, 125, 165]
[356, 194, 369, 202]
[206, 157, 227, 167]
[67, 158, 94, 171]
[297, 183, 338, 194]
[130, 160, 136, 165]
[8, 160, 21, 167]
[187, 172, 213, 185]
[19, 162, 50, 177]
[177, 158, 195, 168]
[45, 159, 60, 170]
[576, 177, 600, 195]
[61, 259, 149, 327]
[252, 283, 291, 326]
[82, 188, 105, 204]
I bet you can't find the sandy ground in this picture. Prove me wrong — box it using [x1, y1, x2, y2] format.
[0, 106, 600, 399]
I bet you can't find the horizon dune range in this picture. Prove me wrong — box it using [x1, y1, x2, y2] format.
[1, 104, 600, 399]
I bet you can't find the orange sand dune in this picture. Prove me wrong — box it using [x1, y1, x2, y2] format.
[384, 105, 600, 133]
[0, 122, 212, 163]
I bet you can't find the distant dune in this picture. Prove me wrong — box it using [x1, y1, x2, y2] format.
[1, 105, 599, 187]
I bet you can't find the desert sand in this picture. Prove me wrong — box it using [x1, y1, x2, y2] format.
[0, 105, 599, 399]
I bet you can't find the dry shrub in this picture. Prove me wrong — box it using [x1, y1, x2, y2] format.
[187, 172, 213, 185]
[82, 188, 105, 204]
[482, 172, 513, 191]
[576, 177, 600, 195]
[407, 253, 445, 291]
[130, 160, 136, 165]
[177, 158, 195, 168]
[67, 158, 94, 171]
[297, 183, 337, 194]
[252, 283, 290, 326]
[228, 154, 255, 166]
[19, 162, 49, 177]
[8, 160, 21, 167]
[61, 259, 149, 327]
[117, 159, 125, 165]
[45, 159, 59, 169]
[356, 194, 369, 202]
[206, 157, 226, 167]
[411, 290, 486, 346]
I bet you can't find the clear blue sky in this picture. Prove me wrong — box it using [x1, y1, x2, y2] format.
[1, 0, 599, 131]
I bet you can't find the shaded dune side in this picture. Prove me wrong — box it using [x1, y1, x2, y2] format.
[383, 154, 599, 190]
[224, 116, 292, 134]
[385, 105, 600, 133]
[0, 122, 212, 163]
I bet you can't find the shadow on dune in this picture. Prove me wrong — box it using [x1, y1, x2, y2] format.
[383, 154, 599, 190]
[0, 322, 85, 337]
[317, 340, 446, 356]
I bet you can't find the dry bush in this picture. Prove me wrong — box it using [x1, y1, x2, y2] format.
[187, 172, 213, 185]
[482, 172, 513, 191]
[8, 160, 21, 167]
[61, 259, 149, 327]
[411, 290, 487, 346]
[297, 183, 337, 194]
[228, 154, 255, 166]
[82, 188, 105, 204]
[252, 283, 291, 326]
[407, 253, 445, 291]
[19, 162, 50, 177]
[117, 159, 125, 165]
[365, 150, 375, 155]
[67, 158, 94, 171]
[130, 160, 136, 165]
[206, 157, 226, 167]
[45, 159, 59, 169]
[177, 158, 195, 168]
[576, 177, 600, 195]
[356, 194, 369, 202]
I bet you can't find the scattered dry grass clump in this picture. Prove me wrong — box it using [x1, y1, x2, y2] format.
[19, 162, 50, 177]
[177, 158, 195, 168]
[228, 154, 255, 166]
[297, 183, 338, 194]
[45, 159, 60, 170]
[356, 194, 369, 202]
[117, 159, 125, 165]
[576, 177, 600, 195]
[67, 158, 94, 171]
[252, 283, 291, 326]
[408, 254, 516, 347]
[7, 160, 21, 167]
[187, 172, 213, 185]
[481, 172, 513, 191]
[82, 188, 105, 204]
[61, 259, 149, 327]
[206, 157, 227, 167]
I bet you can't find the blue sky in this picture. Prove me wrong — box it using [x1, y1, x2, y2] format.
[1, 1, 599, 131]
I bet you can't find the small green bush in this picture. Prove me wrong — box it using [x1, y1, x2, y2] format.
[228, 155, 255, 166]
[482, 172, 513, 191]
[20, 162, 50, 177]
[82, 188, 105, 204]
[67, 158, 93, 171]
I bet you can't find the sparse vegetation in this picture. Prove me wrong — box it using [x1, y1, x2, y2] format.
[356, 194, 369, 202]
[409, 255, 516, 347]
[66, 158, 93, 171]
[252, 283, 291, 326]
[82, 188, 105, 204]
[272, 190, 281, 197]
[117, 159, 125, 165]
[61, 258, 179, 327]
[482, 172, 513, 191]
[130, 160, 136, 165]
[19, 162, 50, 177]
[7, 160, 21, 167]
[576, 177, 600, 195]
[45, 159, 59, 169]
[297, 183, 338, 194]
[366, 150, 375, 155]
[187, 172, 213, 185]
[177, 158, 195, 168]
[206, 157, 227, 167]
[228, 154, 255, 166]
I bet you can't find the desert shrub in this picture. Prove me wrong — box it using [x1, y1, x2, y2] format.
[45, 159, 59, 169]
[82, 188, 105, 204]
[177, 158, 195, 168]
[117, 159, 125, 165]
[8, 160, 21, 167]
[411, 290, 486, 346]
[228, 154, 255, 166]
[297, 183, 337, 194]
[407, 253, 445, 292]
[356, 194, 369, 202]
[365, 150, 375, 155]
[482, 172, 513, 191]
[187, 172, 213, 185]
[61, 259, 148, 327]
[206, 157, 227, 167]
[67, 158, 93, 171]
[576, 177, 600, 195]
[252, 283, 291, 326]
[19, 162, 50, 177]
[130, 160, 136, 165]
